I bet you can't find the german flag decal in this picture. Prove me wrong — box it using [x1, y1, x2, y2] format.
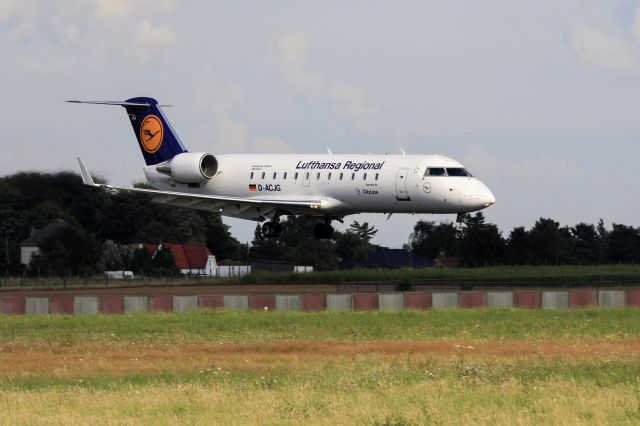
[249, 184, 257, 191]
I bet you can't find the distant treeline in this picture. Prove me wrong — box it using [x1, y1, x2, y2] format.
[0, 172, 638, 277]
[410, 214, 640, 267]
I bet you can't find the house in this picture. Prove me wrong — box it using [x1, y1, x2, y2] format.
[433, 254, 458, 269]
[342, 247, 433, 269]
[19, 219, 71, 266]
[144, 243, 217, 276]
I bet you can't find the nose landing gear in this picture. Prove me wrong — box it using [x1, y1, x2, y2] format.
[454, 213, 468, 240]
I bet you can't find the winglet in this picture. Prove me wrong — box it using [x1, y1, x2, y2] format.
[77, 157, 97, 186]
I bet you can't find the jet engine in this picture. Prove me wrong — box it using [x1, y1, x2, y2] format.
[162, 152, 218, 183]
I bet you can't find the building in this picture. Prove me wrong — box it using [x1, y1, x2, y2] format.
[144, 243, 218, 276]
[19, 219, 71, 266]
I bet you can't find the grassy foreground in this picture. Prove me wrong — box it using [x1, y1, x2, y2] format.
[1, 309, 640, 425]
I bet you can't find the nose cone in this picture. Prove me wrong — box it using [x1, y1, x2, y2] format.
[477, 181, 496, 207]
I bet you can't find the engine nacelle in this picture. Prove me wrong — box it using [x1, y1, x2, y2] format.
[169, 152, 218, 183]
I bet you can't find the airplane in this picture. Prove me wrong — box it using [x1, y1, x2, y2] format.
[70, 97, 495, 240]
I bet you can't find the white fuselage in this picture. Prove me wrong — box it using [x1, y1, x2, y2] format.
[144, 154, 495, 218]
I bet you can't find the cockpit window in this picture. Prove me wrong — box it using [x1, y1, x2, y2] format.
[426, 167, 446, 176]
[446, 168, 471, 177]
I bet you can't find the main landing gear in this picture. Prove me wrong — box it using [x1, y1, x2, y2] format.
[454, 213, 468, 240]
[261, 220, 282, 239]
[313, 219, 334, 239]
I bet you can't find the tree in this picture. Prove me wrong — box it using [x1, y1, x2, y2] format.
[505, 227, 529, 265]
[527, 218, 573, 265]
[249, 224, 286, 260]
[30, 227, 101, 279]
[571, 223, 601, 265]
[334, 230, 372, 266]
[456, 213, 504, 267]
[349, 221, 378, 242]
[202, 212, 246, 262]
[604, 224, 640, 264]
[410, 221, 457, 260]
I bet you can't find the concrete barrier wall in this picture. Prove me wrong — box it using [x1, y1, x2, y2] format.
[569, 290, 598, 308]
[149, 295, 173, 312]
[626, 290, 640, 307]
[174, 296, 198, 313]
[487, 292, 514, 308]
[100, 295, 124, 314]
[25, 297, 49, 315]
[353, 294, 379, 311]
[223, 295, 249, 310]
[250, 294, 276, 311]
[1, 297, 25, 315]
[199, 295, 224, 309]
[5, 289, 640, 316]
[327, 294, 351, 311]
[379, 293, 404, 311]
[124, 296, 148, 313]
[514, 291, 541, 309]
[432, 293, 458, 310]
[542, 292, 569, 309]
[458, 292, 485, 308]
[74, 296, 99, 315]
[405, 292, 431, 310]
[599, 291, 625, 308]
[300, 294, 326, 311]
[275, 295, 300, 311]
[50, 295, 74, 314]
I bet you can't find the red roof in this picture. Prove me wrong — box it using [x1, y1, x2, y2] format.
[144, 243, 213, 269]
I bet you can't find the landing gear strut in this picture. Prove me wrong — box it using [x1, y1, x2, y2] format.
[313, 218, 334, 239]
[261, 220, 282, 239]
[454, 213, 468, 240]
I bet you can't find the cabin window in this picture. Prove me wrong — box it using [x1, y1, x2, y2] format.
[261, 172, 266, 179]
[446, 168, 470, 177]
[316, 172, 321, 180]
[375, 173, 379, 181]
[426, 167, 446, 176]
[328, 172, 332, 180]
[351, 173, 355, 181]
[339, 173, 344, 180]
[250, 172, 254, 179]
[283, 172, 287, 180]
[295, 172, 299, 180]
[305, 172, 309, 180]
[363, 173, 367, 180]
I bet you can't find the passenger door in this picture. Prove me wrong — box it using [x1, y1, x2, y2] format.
[395, 168, 410, 201]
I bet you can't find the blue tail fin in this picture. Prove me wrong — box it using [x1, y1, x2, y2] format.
[67, 97, 187, 165]
[123, 97, 187, 165]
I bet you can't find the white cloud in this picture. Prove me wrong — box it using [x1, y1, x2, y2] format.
[190, 63, 295, 154]
[568, 23, 638, 72]
[93, 0, 133, 22]
[1, 0, 178, 73]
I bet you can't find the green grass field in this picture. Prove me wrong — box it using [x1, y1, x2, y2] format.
[1, 309, 640, 424]
[7, 264, 640, 290]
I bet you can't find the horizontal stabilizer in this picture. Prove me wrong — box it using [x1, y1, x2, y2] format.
[66, 100, 172, 107]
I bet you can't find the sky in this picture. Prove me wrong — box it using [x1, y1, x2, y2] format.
[1, 0, 640, 247]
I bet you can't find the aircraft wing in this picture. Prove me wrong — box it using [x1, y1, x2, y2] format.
[77, 158, 324, 221]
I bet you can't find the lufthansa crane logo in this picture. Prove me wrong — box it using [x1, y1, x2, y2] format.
[139, 115, 164, 153]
